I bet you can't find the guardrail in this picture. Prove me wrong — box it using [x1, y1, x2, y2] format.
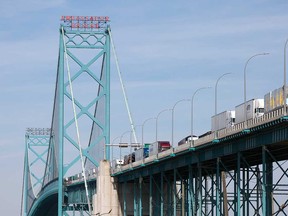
[64, 168, 98, 186]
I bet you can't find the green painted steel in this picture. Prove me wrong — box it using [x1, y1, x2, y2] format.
[23, 18, 111, 216]
[22, 17, 288, 216]
[61, 27, 111, 173]
[115, 119, 288, 215]
[160, 172, 164, 216]
[216, 158, 220, 216]
[149, 175, 153, 216]
[21, 129, 51, 216]
[139, 177, 142, 216]
[123, 181, 127, 216]
[59, 22, 111, 214]
[173, 169, 176, 216]
[58, 28, 65, 216]
[134, 181, 137, 216]
[236, 152, 241, 216]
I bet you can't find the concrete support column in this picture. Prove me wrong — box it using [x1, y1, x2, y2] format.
[93, 160, 121, 216]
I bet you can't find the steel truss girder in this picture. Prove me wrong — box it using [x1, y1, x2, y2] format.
[119, 146, 288, 216]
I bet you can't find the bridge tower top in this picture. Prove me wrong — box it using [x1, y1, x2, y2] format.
[60, 15, 110, 31]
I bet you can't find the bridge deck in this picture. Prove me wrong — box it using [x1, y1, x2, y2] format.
[112, 108, 288, 182]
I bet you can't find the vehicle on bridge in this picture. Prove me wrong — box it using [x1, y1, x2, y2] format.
[211, 110, 235, 131]
[111, 159, 124, 169]
[135, 144, 150, 161]
[178, 135, 198, 146]
[264, 86, 288, 112]
[124, 152, 135, 165]
[64, 168, 97, 185]
[235, 98, 264, 124]
[119, 86, 288, 167]
[149, 141, 171, 156]
[199, 131, 212, 138]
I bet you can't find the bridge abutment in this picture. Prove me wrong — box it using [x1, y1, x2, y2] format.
[93, 160, 122, 216]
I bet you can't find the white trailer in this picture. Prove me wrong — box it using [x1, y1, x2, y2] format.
[235, 99, 264, 124]
[135, 148, 144, 161]
[111, 159, 124, 169]
[178, 135, 198, 146]
[135, 147, 150, 161]
[149, 141, 170, 156]
[264, 86, 288, 112]
[211, 110, 235, 131]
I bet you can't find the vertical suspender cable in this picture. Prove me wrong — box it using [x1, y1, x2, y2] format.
[61, 27, 92, 215]
[108, 28, 138, 144]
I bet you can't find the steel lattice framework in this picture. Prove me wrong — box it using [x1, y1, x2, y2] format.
[115, 117, 288, 216]
[22, 16, 111, 216]
[21, 128, 51, 216]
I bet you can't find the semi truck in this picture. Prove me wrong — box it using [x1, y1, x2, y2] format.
[264, 86, 288, 112]
[111, 159, 124, 169]
[235, 99, 264, 124]
[135, 144, 150, 161]
[178, 135, 198, 146]
[149, 141, 171, 156]
[211, 110, 235, 131]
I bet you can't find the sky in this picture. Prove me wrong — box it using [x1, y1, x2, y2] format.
[1, 1, 288, 215]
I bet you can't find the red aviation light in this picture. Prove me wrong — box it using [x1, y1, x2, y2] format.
[61, 16, 110, 30]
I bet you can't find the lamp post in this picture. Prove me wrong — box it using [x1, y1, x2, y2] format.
[284, 39, 288, 116]
[141, 117, 156, 147]
[119, 131, 130, 163]
[244, 53, 269, 129]
[191, 87, 211, 147]
[172, 99, 190, 147]
[156, 109, 171, 142]
[111, 136, 120, 161]
[214, 73, 232, 139]
[130, 124, 141, 155]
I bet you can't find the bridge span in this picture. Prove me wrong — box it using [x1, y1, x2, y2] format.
[112, 108, 288, 216]
[21, 16, 288, 216]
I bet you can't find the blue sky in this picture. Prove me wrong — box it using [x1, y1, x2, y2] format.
[1, 1, 288, 215]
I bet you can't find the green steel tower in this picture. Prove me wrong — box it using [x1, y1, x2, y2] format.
[22, 16, 111, 216]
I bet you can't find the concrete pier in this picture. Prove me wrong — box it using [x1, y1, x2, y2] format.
[93, 160, 122, 216]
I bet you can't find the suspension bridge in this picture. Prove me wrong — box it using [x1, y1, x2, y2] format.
[21, 16, 288, 216]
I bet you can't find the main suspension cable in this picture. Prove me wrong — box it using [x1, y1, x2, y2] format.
[108, 27, 138, 144]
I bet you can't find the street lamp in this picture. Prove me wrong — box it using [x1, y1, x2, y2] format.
[214, 73, 232, 139]
[284, 38, 288, 116]
[111, 136, 120, 161]
[244, 53, 269, 129]
[130, 124, 141, 155]
[141, 117, 156, 147]
[172, 99, 190, 147]
[191, 87, 211, 147]
[156, 109, 171, 142]
[119, 131, 130, 163]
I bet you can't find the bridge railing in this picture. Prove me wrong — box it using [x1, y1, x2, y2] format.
[217, 107, 285, 139]
[111, 108, 286, 174]
[64, 168, 98, 186]
[194, 133, 215, 146]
